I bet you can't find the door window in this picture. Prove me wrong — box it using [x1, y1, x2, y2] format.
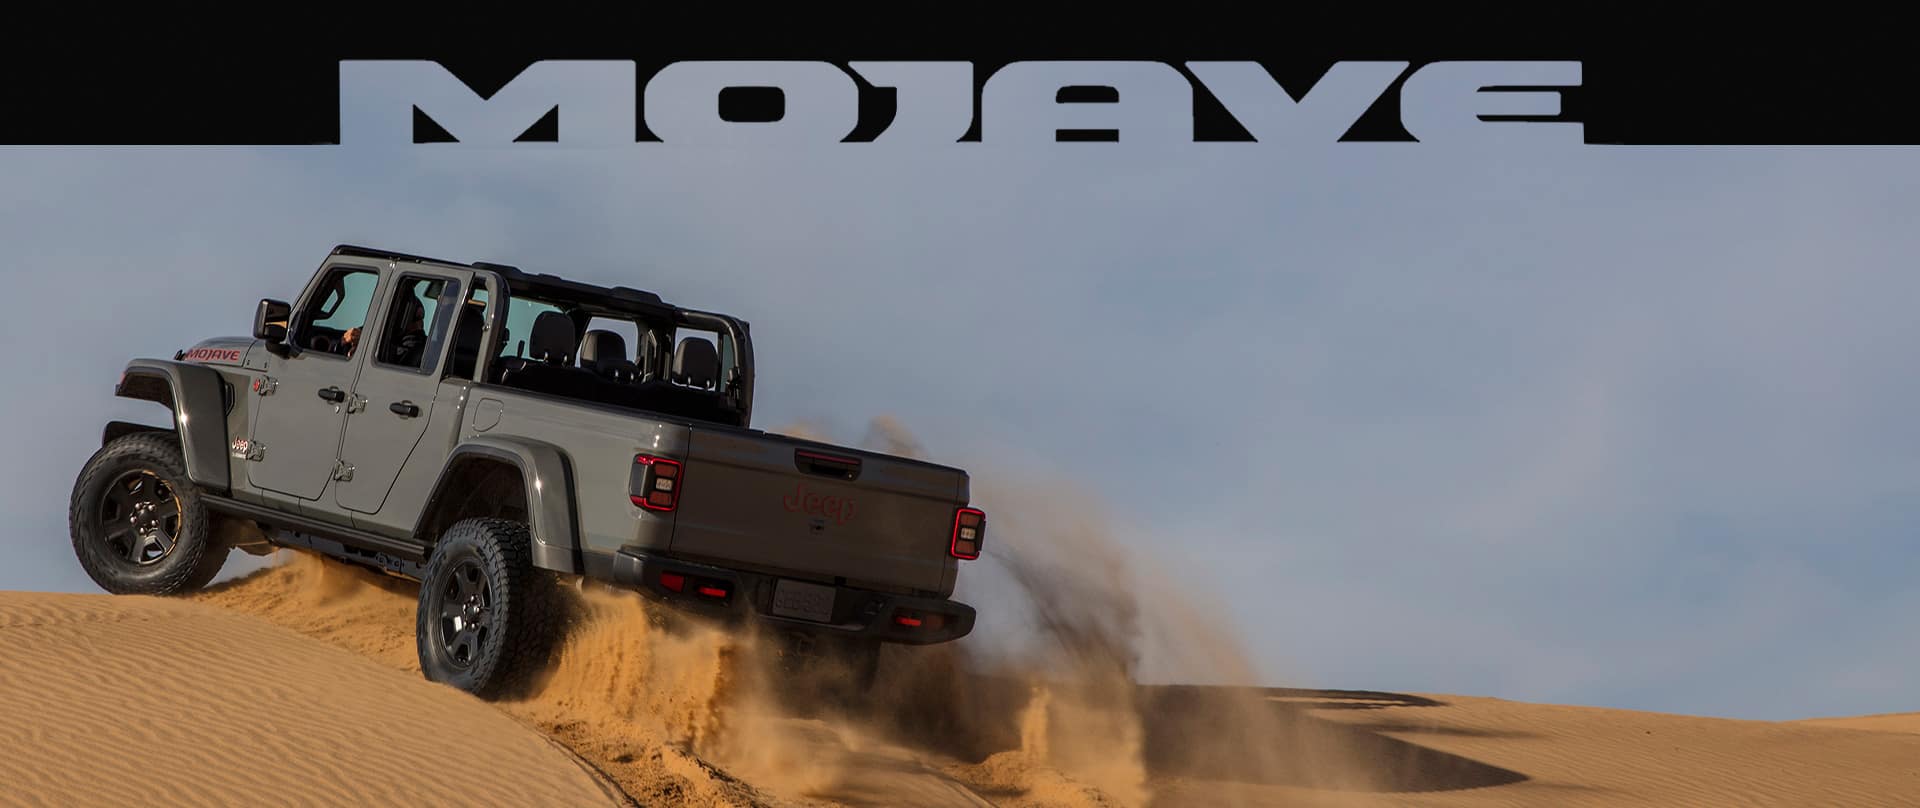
[375, 275, 463, 373]
[300, 266, 381, 357]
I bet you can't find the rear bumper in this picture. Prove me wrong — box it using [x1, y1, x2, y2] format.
[608, 547, 976, 645]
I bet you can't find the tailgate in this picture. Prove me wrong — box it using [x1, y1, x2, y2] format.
[667, 428, 969, 594]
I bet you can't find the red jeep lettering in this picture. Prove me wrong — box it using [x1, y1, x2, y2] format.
[782, 482, 855, 525]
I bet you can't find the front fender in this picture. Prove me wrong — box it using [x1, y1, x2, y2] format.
[115, 359, 231, 493]
[421, 435, 581, 574]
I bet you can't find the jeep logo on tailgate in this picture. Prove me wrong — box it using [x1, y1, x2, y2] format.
[783, 483, 855, 526]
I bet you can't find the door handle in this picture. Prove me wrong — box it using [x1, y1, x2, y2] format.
[390, 401, 420, 418]
[317, 386, 345, 403]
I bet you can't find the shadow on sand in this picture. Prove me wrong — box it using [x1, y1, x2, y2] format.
[1136, 684, 1529, 793]
[859, 668, 1530, 798]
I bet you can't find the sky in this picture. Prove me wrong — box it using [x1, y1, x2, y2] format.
[3, 73, 1918, 723]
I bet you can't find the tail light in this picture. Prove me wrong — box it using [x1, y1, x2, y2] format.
[892, 608, 947, 631]
[630, 454, 683, 511]
[950, 507, 985, 559]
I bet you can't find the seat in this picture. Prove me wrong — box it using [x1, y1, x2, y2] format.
[580, 329, 641, 384]
[615, 336, 742, 425]
[496, 311, 603, 398]
[527, 311, 578, 365]
[670, 337, 720, 390]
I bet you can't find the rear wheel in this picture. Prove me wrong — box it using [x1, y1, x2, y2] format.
[68, 432, 228, 595]
[416, 518, 564, 699]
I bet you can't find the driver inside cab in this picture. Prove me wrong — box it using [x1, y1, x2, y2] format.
[340, 296, 429, 366]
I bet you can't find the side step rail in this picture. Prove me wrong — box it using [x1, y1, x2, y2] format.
[202, 495, 430, 581]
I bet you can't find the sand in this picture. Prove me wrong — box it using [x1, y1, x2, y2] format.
[1795, 712, 1920, 735]
[2, 561, 1916, 807]
[0, 589, 627, 808]
[1150, 689, 1920, 807]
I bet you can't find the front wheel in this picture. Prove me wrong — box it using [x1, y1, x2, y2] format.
[415, 518, 565, 699]
[68, 432, 229, 595]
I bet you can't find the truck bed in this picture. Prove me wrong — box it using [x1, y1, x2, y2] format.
[461, 381, 974, 600]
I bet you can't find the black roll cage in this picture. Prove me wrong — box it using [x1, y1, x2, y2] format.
[327, 244, 757, 428]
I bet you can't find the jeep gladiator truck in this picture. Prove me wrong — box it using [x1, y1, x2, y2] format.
[69, 244, 987, 697]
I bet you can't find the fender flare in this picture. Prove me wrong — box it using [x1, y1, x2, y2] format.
[114, 359, 232, 493]
[416, 436, 582, 574]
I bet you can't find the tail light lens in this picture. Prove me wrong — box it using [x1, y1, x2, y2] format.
[950, 507, 985, 559]
[893, 608, 948, 631]
[631, 454, 683, 511]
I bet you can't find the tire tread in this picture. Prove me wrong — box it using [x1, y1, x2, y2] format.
[67, 432, 227, 596]
[416, 517, 563, 699]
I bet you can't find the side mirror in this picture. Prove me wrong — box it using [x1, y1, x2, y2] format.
[254, 299, 292, 354]
[253, 298, 291, 340]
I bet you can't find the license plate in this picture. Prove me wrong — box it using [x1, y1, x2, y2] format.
[770, 578, 837, 623]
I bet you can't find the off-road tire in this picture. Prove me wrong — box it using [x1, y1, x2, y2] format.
[68, 432, 229, 595]
[416, 518, 564, 700]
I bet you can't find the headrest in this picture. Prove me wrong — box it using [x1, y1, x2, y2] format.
[528, 311, 578, 365]
[579, 329, 627, 366]
[671, 337, 720, 389]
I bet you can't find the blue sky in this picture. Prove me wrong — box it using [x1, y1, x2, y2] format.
[3, 82, 1918, 722]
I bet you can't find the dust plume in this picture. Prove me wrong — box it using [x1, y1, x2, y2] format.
[193, 546, 421, 671]
[823, 415, 1335, 806]
[860, 414, 926, 459]
[193, 552, 776, 807]
[186, 415, 1350, 807]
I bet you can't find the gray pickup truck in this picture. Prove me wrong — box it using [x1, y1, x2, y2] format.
[69, 244, 986, 697]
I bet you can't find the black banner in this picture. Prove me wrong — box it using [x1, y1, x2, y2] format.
[2, 13, 1912, 146]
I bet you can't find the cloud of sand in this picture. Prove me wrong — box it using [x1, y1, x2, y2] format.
[193, 414, 1351, 807]
[828, 415, 1318, 806]
[519, 584, 743, 752]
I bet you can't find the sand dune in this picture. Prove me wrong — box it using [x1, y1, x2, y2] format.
[0, 590, 626, 808]
[168, 551, 1920, 807]
[1148, 689, 1920, 807]
[1795, 712, 1920, 735]
[4, 555, 1917, 807]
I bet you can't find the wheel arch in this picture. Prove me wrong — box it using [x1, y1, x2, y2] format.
[113, 359, 231, 494]
[412, 436, 581, 575]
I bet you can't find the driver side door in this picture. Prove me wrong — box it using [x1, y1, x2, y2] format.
[245, 262, 385, 504]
